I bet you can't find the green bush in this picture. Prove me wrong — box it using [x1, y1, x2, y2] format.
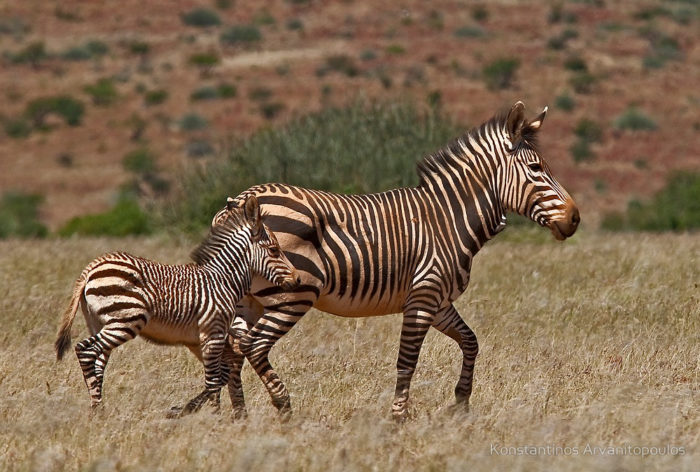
[8, 41, 47, 66]
[482, 58, 520, 90]
[4, 117, 32, 138]
[0, 191, 48, 238]
[564, 55, 587, 71]
[554, 93, 576, 111]
[123, 148, 157, 174]
[144, 89, 168, 106]
[161, 101, 459, 232]
[25, 95, 85, 127]
[643, 33, 683, 69]
[260, 102, 285, 119]
[613, 107, 657, 131]
[601, 172, 700, 232]
[128, 40, 150, 56]
[189, 52, 220, 69]
[84, 78, 118, 106]
[61, 46, 92, 61]
[547, 28, 578, 50]
[570, 139, 594, 163]
[317, 55, 359, 77]
[574, 118, 603, 142]
[286, 18, 304, 30]
[220, 25, 262, 45]
[190, 86, 219, 101]
[181, 8, 221, 27]
[454, 25, 485, 38]
[58, 197, 152, 237]
[217, 83, 237, 98]
[179, 113, 209, 131]
[569, 71, 596, 94]
[248, 86, 273, 101]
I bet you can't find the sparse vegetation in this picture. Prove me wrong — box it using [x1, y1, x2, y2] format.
[58, 196, 152, 237]
[7, 41, 47, 66]
[613, 107, 657, 131]
[569, 71, 596, 94]
[179, 113, 209, 131]
[482, 58, 520, 90]
[84, 78, 118, 106]
[143, 89, 169, 106]
[181, 8, 221, 27]
[188, 52, 221, 73]
[554, 92, 576, 111]
[602, 172, 700, 231]
[3, 117, 32, 138]
[454, 25, 485, 38]
[123, 148, 157, 174]
[0, 191, 47, 238]
[220, 25, 262, 45]
[25, 95, 85, 127]
[547, 28, 578, 50]
[317, 55, 359, 77]
[163, 102, 458, 232]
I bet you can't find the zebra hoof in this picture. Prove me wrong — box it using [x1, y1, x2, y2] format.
[232, 407, 248, 421]
[166, 406, 185, 419]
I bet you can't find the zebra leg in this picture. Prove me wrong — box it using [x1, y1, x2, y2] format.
[240, 306, 307, 421]
[74, 313, 147, 407]
[174, 328, 229, 418]
[227, 315, 253, 420]
[431, 304, 478, 411]
[392, 305, 436, 421]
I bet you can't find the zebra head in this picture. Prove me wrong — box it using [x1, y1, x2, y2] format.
[241, 196, 301, 291]
[500, 101, 580, 240]
[193, 196, 300, 290]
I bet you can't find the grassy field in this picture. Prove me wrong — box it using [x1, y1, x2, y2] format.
[0, 230, 697, 471]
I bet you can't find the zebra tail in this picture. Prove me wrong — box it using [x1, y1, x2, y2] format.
[55, 269, 88, 361]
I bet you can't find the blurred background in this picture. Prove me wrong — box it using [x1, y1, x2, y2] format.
[0, 0, 698, 238]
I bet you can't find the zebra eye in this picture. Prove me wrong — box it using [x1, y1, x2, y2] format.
[528, 163, 542, 172]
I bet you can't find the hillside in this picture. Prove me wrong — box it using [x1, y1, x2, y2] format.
[1, 0, 698, 229]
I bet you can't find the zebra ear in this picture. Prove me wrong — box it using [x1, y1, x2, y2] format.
[226, 197, 236, 211]
[527, 106, 547, 131]
[243, 196, 262, 236]
[506, 101, 526, 139]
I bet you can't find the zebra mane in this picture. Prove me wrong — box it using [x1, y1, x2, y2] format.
[416, 108, 538, 187]
[190, 209, 249, 266]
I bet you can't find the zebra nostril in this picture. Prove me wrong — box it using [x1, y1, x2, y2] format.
[570, 208, 580, 226]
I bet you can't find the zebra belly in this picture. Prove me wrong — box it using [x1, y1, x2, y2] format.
[314, 292, 406, 317]
[140, 319, 200, 346]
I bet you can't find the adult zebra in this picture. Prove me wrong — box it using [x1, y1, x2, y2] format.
[215, 102, 580, 420]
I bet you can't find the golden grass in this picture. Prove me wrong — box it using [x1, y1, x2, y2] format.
[0, 231, 697, 471]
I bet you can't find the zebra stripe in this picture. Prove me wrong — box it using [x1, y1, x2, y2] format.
[216, 102, 580, 420]
[55, 196, 299, 416]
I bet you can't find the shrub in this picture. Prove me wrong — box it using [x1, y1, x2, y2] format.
[482, 58, 520, 90]
[286, 18, 304, 31]
[4, 117, 32, 138]
[143, 89, 168, 106]
[189, 52, 220, 69]
[248, 86, 273, 101]
[385, 44, 405, 55]
[179, 113, 209, 131]
[128, 40, 150, 56]
[472, 5, 489, 22]
[570, 139, 594, 163]
[318, 55, 359, 77]
[601, 172, 700, 232]
[85, 40, 109, 57]
[25, 95, 85, 127]
[220, 25, 262, 45]
[84, 78, 118, 106]
[190, 86, 219, 101]
[574, 118, 603, 143]
[0, 191, 48, 238]
[613, 107, 657, 131]
[564, 55, 587, 71]
[61, 46, 92, 61]
[643, 33, 683, 69]
[454, 25, 485, 38]
[554, 93, 576, 111]
[58, 197, 152, 237]
[260, 102, 285, 119]
[569, 71, 596, 94]
[181, 8, 221, 27]
[161, 101, 459, 232]
[217, 83, 237, 98]
[8, 41, 47, 66]
[185, 139, 215, 158]
[123, 148, 157, 174]
[547, 28, 578, 50]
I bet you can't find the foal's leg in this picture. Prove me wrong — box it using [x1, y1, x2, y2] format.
[75, 310, 147, 407]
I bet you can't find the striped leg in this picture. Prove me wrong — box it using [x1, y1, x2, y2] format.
[392, 304, 436, 421]
[227, 315, 253, 419]
[432, 304, 479, 410]
[75, 313, 147, 407]
[240, 303, 309, 420]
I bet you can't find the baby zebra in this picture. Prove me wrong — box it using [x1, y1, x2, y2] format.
[55, 196, 300, 415]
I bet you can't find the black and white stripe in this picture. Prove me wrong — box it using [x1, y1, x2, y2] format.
[55, 196, 299, 415]
[216, 102, 580, 420]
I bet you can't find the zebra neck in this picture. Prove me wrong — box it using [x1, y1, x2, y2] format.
[201, 251, 252, 298]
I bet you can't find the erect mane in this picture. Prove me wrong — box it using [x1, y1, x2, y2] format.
[190, 209, 248, 266]
[416, 108, 538, 187]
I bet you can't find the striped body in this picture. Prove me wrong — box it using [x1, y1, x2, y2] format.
[217, 102, 580, 419]
[55, 197, 299, 415]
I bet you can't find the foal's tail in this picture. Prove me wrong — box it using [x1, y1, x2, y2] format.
[55, 268, 89, 360]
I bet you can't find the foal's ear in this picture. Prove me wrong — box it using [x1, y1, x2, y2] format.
[527, 106, 548, 131]
[243, 196, 262, 236]
[506, 101, 526, 140]
[226, 197, 236, 211]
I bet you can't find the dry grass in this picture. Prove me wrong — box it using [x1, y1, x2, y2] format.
[0, 231, 697, 471]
